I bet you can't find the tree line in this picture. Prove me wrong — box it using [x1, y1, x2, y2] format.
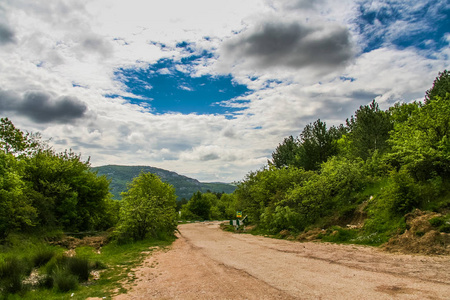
[0, 119, 177, 242]
[221, 71, 450, 243]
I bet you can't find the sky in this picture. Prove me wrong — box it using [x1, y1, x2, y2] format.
[0, 0, 449, 182]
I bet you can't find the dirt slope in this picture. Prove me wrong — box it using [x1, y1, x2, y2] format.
[114, 222, 450, 300]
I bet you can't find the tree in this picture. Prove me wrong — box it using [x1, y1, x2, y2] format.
[182, 191, 212, 220]
[0, 118, 40, 156]
[387, 93, 450, 180]
[23, 149, 112, 231]
[0, 152, 36, 239]
[425, 70, 450, 104]
[297, 119, 343, 170]
[346, 100, 392, 160]
[269, 136, 300, 168]
[117, 172, 177, 241]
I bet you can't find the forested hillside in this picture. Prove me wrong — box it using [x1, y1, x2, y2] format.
[93, 165, 236, 200]
[226, 71, 450, 254]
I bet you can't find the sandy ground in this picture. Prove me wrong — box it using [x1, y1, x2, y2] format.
[114, 222, 450, 300]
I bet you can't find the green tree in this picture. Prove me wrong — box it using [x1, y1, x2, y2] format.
[346, 100, 392, 160]
[23, 149, 112, 231]
[425, 70, 450, 104]
[387, 93, 450, 180]
[0, 152, 36, 239]
[182, 191, 212, 220]
[117, 172, 176, 241]
[297, 119, 343, 170]
[269, 136, 300, 168]
[0, 118, 40, 156]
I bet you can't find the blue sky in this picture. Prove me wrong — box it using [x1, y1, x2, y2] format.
[113, 56, 251, 115]
[0, 0, 449, 182]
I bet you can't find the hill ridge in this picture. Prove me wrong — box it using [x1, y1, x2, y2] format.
[92, 165, 236, 200]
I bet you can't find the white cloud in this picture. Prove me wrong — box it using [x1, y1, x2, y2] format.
[0, 0, 448, 183]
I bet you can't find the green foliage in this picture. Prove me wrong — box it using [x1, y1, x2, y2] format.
[269, 135, 300, 168]
[0, 255, 32, 295]
[425, 69, 450, 104]
[429, 214, 450, 233]
[21, 149, 113, 232]
[32, 248, 55, 268]
[318, 226, 358, 243]
[0, 119, 117, 240]
[52, 269, 78, 292]
[297, 119, 344, 170]
[0, 152, 36, 239]
[233, 71, 450, 247]
[346, 100, 392, 160]
[117, 172, 177, 241]
[0, 118, 40, 157]
[387, 93, 450, 180]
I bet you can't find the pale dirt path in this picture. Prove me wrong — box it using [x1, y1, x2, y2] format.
[114, 222, 450, 300]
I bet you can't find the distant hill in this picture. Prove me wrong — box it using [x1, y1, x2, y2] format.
[92, 165, 236, 200]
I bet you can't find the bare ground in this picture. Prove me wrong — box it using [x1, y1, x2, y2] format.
[114, 222, 450, 300]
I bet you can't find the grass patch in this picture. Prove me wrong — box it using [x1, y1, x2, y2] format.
[0, 233, 176, 299]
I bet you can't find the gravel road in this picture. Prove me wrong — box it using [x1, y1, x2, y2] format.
[115, 221, 450, 299]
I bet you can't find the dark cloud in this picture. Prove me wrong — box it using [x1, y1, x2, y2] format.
[200, 153, 220, 161]
[281, 0, 325, 10]
[347, 90, 380, 101]
[0, 23, 15, 45]
[0, 89, 87, 123]
[222, 21, 353, 70]
[82, 35, 112, 57]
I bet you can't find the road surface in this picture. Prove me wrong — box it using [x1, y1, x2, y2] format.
[115, 221, 450, 299]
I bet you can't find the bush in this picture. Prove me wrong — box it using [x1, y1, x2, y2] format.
[66, 256, 90, 282]
[0, 256, 32, 294]
[32, 248, 55, 267]
[53, 269, 78, 292]
[46, 255, 90, 283]
[38, 274, 54, 289]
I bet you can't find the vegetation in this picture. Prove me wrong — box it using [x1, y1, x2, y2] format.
[0, 118, 119, 239]
[116, 172, 177, 242]
[230, 70, 450, 249]
[0, 119, 179, 298]
[180, 190, 238, 221]
[0, 232, 174, 299]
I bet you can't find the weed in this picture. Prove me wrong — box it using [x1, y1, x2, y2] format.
[32, 248, 55, 268]
[0, 256, 32, 295]
[52, 268, 78, 292]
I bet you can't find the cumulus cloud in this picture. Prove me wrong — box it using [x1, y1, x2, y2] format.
[0, 90, 88, 123]
[220, 21, 353, 72]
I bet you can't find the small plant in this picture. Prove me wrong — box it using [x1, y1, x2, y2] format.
[90, 260, 107, 270]
[0, 256, 32, 295]
[66, 256, 90, 282]
[37, 274, 54, 289]
[52, 268, 78, 292]
[429, 215, 450, 233]
[32, 248, 56, 267]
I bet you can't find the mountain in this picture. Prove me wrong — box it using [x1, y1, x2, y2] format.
[92, 165, 236, 200]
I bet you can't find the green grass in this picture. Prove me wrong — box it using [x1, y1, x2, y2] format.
[0, 234, 176, 299]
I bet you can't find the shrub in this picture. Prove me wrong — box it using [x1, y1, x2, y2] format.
[90, 260, 107, 270]
[53, 269, 78, 292]
[66, 257, 89, 282]
[0, 256, 32, 294]
[32, 248, 55, 267]
[38, 274, 54, 289]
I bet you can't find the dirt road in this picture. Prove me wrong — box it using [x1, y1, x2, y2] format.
[115, 222, 450, 299]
